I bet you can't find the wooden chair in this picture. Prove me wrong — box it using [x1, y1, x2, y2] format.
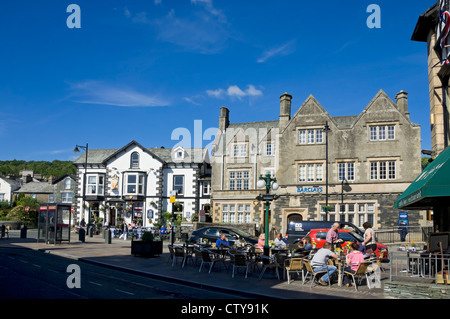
[228, 251, 250, 278]
[344, 261, 371, 291]
[199, 249, 227, 274]
[302, 259, 331, 287]
[285, 258, 304, 284]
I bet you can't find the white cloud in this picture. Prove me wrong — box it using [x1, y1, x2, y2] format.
[227, 85, 246, 98]
[207, 85, 262, 100]
[257, 40, 296, 63]
[68, 81, 169, 107]
[206, 88, 226, 98]
[246, 85, 263, 97]
[124, 2, 230, 54]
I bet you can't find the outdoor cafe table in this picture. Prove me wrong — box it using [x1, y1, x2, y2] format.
[328, 251, 347, 287]
[271, 248, 289, 255]
[209, 247, 230, 259]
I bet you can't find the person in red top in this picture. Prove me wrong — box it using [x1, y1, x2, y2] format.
[343, 242, 365, 287]
[326, 222, 339, 249]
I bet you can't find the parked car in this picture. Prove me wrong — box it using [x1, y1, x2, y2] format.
[285, 220, 366, 244]
[304, 228, 388, 260]
[189, 226, 258, 246]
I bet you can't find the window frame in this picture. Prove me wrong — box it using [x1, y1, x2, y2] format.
[229, 170, 250, 190]
[86, 174, 105, 196]
[124, 172, 146, 195]
[298, 163, 323, 182]
[232, 143, 247, 157]
[173, 175, 184, 195]
[130, 152, 140, 169]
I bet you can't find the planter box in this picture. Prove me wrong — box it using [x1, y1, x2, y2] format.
[131, 240, 163, 257]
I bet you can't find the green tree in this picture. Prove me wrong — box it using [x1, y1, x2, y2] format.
[7, 196, 39, 225]
[421, 157, 432, 170]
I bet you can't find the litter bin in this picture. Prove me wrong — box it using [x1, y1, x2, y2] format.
[104, 228, 111, 244]
[79, 227, 86, 242]
[20, 225, 27, 239]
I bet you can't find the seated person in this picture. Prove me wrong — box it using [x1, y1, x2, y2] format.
[274, 233, 287, 248]
[343, 243, 365, 287]
[295, 236, 312, 253]
[257, 233, 265, 249]
[236, 236, 246, 247]
[215, 233, 230, 248]
[310, 242, 339, 286]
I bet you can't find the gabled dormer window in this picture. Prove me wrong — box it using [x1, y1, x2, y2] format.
[173, 146, 185, 159]
[131, 152, 140, 168]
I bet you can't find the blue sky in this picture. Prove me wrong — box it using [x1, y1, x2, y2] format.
[0, 0, 436, 161]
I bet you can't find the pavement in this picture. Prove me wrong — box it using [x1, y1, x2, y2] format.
[0, 230, 392, 299]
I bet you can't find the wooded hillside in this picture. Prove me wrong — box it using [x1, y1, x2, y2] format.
[0, 160, 76, 178]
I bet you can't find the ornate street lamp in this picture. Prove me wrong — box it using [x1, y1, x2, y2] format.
[74, 143, 88, 223]
[256, 172, 279, 256]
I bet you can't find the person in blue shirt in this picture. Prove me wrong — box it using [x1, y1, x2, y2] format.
[215, 233, 230, 248]
[160, 225, 167, 234]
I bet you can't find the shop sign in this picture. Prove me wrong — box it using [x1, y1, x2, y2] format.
[297, 186, 323, 193]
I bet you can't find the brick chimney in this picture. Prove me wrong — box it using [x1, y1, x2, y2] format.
[395, 90, 410, 119]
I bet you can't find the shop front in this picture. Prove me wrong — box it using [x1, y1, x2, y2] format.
[394, 146, 450, 232]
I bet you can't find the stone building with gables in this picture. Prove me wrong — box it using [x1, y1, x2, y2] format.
[211, 90, 423, 236]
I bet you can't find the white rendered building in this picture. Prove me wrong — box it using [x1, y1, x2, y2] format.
[73, 140, 211, 227]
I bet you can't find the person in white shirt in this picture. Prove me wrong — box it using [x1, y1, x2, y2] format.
[274, 233, 287, 248]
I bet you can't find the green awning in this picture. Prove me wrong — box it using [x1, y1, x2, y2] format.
[394, 146, 450, 209]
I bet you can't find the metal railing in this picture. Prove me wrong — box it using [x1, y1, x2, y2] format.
[375, 226, 433, 244]
[389, 250, 450, 283]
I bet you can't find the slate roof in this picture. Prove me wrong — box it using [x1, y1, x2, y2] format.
[15, 182, 54, 194]
[73, 141, 209, 165]
[0, 176, 21, 190]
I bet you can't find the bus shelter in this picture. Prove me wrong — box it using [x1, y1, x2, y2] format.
[38, 203, 72, 244]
